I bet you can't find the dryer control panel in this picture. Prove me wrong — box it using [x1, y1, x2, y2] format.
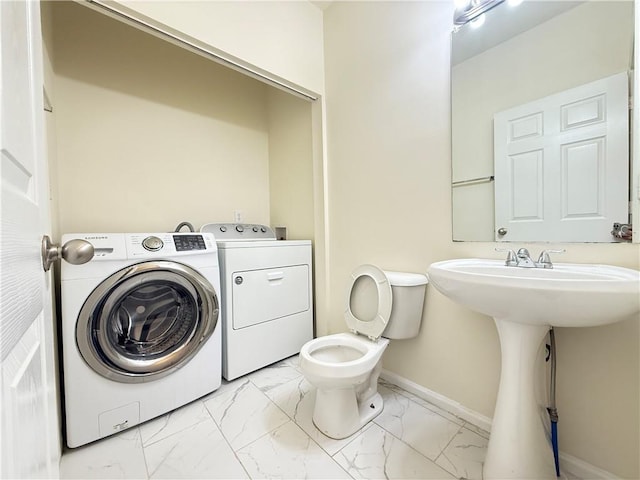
[201, 223, 276, 241]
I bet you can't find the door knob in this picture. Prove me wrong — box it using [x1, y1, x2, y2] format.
[42, 235, 94, 272]
[497, 227, 508, 236]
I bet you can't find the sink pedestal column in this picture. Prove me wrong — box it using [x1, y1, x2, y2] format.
[483, 318, 557, 479]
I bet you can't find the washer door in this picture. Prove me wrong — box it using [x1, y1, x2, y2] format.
[77, 261, 218, 383]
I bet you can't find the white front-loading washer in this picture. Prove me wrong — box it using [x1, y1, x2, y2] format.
[60, 232, 221, 448]
[201, 223, 313, 380]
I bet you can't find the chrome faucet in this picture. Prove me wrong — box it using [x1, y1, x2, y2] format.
[515, 248, 536, 267]
[496, 247, 565, 269]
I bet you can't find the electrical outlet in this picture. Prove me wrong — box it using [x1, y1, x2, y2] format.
[233, 210, 243, 223]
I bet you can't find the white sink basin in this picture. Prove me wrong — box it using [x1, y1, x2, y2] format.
[428, 258, 640, 327]
[427, 258, 640, 479]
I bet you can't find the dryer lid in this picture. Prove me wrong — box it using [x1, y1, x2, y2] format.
[344, 264, 392, 341]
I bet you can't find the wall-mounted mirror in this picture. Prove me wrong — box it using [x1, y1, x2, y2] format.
[451, 0, 634, 243]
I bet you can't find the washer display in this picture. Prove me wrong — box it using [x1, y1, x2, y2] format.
[61, 232, 221, 447]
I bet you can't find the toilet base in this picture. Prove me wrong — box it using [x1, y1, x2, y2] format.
[312, 390, 384, 440]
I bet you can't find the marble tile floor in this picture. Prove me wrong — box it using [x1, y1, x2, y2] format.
[60, 355, 490, 480]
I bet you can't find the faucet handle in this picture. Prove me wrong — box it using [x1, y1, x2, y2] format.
[537, 249, 565, 269]
[495, 247, 517, 266]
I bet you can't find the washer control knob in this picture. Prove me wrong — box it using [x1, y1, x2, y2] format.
[142, 236, 163, 251]
[260, 227, 267, 233]
[235, 225, 244, 233]
[252, 226, 259, 232]
[220, 226, 227, 233]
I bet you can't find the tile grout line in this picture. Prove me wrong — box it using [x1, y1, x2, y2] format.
[137, 426, 153, 480]
[372, 417, 456, 474]
[244, 370, 357, 479]
[201, 386, 256, 479]
[431, 423, 469, 478]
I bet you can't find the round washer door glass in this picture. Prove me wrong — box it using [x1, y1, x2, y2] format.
[77, 261, 218, 383]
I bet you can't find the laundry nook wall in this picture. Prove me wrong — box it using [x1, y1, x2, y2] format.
[47, 1, 315, 236]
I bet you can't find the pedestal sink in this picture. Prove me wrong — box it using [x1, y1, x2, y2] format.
[427, 259, 640, 479]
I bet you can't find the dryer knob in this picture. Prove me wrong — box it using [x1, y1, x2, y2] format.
[142, 236, 164, 251]
[252, 227, 259, 232]
[220, 226, 227, 233]
[260, 227, 267, 233]
[235, 225, 244, 233]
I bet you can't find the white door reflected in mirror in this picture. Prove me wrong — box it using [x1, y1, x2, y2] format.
[451, 0, 635, 243]
[493, 72, 629, 242]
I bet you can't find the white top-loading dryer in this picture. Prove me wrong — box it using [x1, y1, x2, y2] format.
[201, 223, 313, 380]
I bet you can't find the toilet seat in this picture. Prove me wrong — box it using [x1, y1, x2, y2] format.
[344, 265, 392, 341]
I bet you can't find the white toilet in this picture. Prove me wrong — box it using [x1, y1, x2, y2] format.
[300, 264, 428, 439]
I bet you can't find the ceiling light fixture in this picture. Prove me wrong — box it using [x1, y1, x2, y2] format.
[469, 13, 486, 28]
[453, 0, 506, 26]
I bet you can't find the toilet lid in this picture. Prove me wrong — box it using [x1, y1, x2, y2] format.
[344, 265, 392, 340]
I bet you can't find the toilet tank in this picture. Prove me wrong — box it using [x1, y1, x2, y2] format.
[382, 271, 428, 339]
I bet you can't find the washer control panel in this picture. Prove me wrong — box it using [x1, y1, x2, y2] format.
[128, 233, 216, 257]
[141, 234, 207, 252]
[201, 223, 276, 241]
[60, 232, 217, 264]
[173, 234, 207, 251]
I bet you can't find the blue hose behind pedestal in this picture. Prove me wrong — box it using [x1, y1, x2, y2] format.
[548, 328, 560, 477]
[551, 419, 560, 476]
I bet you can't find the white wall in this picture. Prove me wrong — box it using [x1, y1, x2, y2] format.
[451, 2, 634, 241]
[111, 0, 325, 96]
[323, 1, 639, 477]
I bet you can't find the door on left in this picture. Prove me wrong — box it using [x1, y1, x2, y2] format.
[1, 1, 60, 477]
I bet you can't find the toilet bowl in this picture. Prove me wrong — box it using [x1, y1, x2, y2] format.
[300, 264, 428, 439]
[300, 332, 390, 439]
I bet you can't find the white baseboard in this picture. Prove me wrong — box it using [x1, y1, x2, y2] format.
[380, 369, 619, 480]
[558, 452, 622, 480]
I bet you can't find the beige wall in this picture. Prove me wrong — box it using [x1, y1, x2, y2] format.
[323, 1, 639, 477]
[452, 2, 634, 241]
[49, 2, 319, 239]
[267, 89, 315, 241]
[112, 0, 325, 95]
[40, 2, 60, 241]
[51, 1, 273, 235]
